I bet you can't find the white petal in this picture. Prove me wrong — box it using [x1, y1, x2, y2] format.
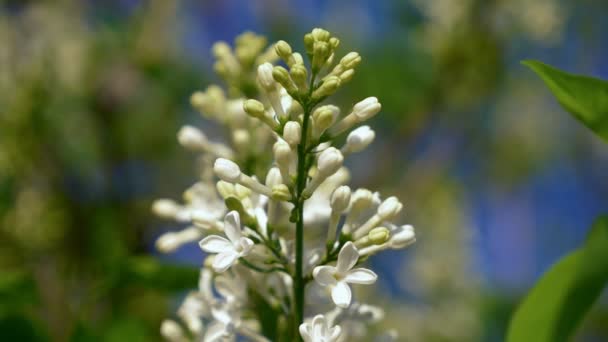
[299, 323, 313, 342]
[203, 321, 226, 342]
[336, 242, 359, 274]
[344, 268, 377, 284]
[212, 251, 239, 273]
[237, 237, 254, 256]
[329, 325, 342, 341]
[313, 266, 337, 286]
[199, 235, 232, 253]
[312, 314, 328, 340]
[214, 276, 233, 300]
[331, 281, 352, 308]
[224, 211, 242, 243]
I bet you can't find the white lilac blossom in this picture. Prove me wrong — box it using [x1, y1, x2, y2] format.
[199, 211, 254, 272]
[313, 242, 377, 308]
[152, 29, 416, 341]
[299, 315, 342, 342]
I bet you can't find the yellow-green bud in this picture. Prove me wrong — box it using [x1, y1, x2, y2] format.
[329, 37, 340, 49]
[340, 52, 361, 69]
[292, 52, 304, 65]
[213, 61, 228, 77]
[314, 108, 337, 133]
[243, 99, 265, 118]
[272, 66, 298, 93]
[274, 40, 293, 60]
[234, 183, 251, 199]
[290, 64, 308, 89]
[271, 184, 291, 201]
[190, 91, 207, 110]
[369, 227, 390, 245]
[312, 41, 331, 71]
[312, 76, 341, 99]
[304, 33, 315, 55]
[212, 41, 231, 58]
[312, 28, 330, 42]
[216, 181, 236, 199]
[339, 69, 355, 83]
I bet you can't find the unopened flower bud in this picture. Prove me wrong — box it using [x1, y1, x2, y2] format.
[369, 227, 390, 245]
[273, 139, 293, 168]
[304, 33, 315, 55]
[312, 105, 339, 137]
[152, 199, 181, 219]
[214, 158, 241, 182]
[212, 41, 231, 58]
[271, 184, 291, 201]
[330, 185, 351, 213]
[339, 69, 355, 83]
[317, 147, 344, 178]
[274, 40, 293, 60]
[343, 125, 375, 154]
[265, 167, 283, 187]
[243, 99, 266, 118]
[353, 97, 381, 121]
[161, 320, 185, 342]
[177, 125, 208, 150]
[378, 196, 403, 220]
[283, 121, 301, 146]
[312, 76, 341, 99]
[216, 181, 236, 199]
[190, 91, 207, 109]
[257, 63, 277, 91]
[389, 225, 416, 249]
[329, 37, 340, 49]
[272, 66, 298, 94]
[312, 28, 330, 41]
[234, 183, 251, 199]
[340, 52, 361, 69]
[290, 64, 308, 89]
[232, 129, 250, 151]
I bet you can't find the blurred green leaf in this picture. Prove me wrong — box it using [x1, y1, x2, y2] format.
[122, 256, 199, 292]
[523, 60, 608, 141]
[0, 315, 48, 341]
[507, 216, 608, 342]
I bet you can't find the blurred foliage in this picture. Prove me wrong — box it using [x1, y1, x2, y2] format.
[1, 1, 202, 340]
[0, 0, 607, 341]
[507, 216, 608, 342]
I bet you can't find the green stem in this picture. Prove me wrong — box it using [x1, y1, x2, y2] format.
[292, 75, 317, 340]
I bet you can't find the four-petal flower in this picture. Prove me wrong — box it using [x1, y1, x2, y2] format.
[313, 242, 377, 308]
[299, 314, 341, 342]
[199, 211, 254, 272]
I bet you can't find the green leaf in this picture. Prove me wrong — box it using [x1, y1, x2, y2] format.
[522, 60, 608, 141]
[507, 216, 608, 342]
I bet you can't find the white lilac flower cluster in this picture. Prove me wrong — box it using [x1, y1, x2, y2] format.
[153, 29, 416, 341]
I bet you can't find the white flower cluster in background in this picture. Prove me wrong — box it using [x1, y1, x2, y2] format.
[153, 29, 416, 341]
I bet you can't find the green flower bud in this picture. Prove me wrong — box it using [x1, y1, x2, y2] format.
[216, 181, 236, 199]
[369, 227, 390, 245]
[234, 183, 252, 199]
[312, 28, 330, 42]
[329, 37, 340, 49]
[290, 64, 308, 89]
[312, 76, 341, 99]
[340, 52, 361, 69]
[243, 99, 265, 118]
[274, 40, 293, 60]
[339, 69, 355, 83]
[304, 33, 315, 55]
[272, 66, 298, 94]
[271, 184, 292, 201]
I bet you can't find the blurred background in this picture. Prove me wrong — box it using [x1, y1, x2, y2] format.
[1, 0, 607, 341]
